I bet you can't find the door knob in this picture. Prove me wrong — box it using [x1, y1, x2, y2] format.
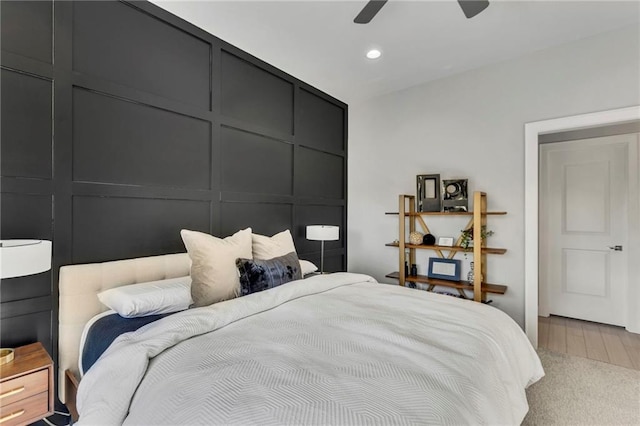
[608, 245, 623, 251]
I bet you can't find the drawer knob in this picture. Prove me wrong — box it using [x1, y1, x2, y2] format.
[0, 409, 25, 424]
[0, 386, 25, 400]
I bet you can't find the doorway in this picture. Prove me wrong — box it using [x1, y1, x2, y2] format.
[524, 106, 640, 347]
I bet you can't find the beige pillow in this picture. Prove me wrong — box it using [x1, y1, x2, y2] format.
[181, 228, 252, 307]
[252, 230, 297, 260]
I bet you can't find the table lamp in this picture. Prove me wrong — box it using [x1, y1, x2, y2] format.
[0, 239, 52, 364]
[306, 225, 339, 274]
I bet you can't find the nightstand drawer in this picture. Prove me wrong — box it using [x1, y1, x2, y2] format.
[0, 370, 48, 406]
[0, 391, 48, 426]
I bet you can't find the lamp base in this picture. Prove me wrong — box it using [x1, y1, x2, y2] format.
[0, 348, 14, 365]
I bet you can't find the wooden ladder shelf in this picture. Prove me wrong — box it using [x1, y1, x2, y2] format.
[386, 191, 507, 302]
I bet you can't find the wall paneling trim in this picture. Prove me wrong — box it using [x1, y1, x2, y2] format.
[0, 0, 347, 403]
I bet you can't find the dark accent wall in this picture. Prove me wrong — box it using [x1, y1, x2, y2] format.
[0, 0, 347, 389]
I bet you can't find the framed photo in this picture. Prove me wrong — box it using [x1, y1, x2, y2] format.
[442, 178, 468, 212]
[437, 236, 454, 247]
[428, 258, 461, 282]
[416, 174, 441, 212]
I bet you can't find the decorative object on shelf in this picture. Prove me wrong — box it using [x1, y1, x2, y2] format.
[0, 239, 52, 279]
[467, 261, 475, 284]
[435, 292, 464, 299]
[410, 263, 418, 276]
[428, 257, 461, 282]
[416, 174, 441, 212]
[0, 239, 52, 364]
[306, 225, 339, 274]
[460, 226, 494, 250]
[437, 236, 454, 247]
[409, 231, 424, 245]
[404, 261, 409, 276]
[442, 178, 468, 212]
[422, 233, 436, 245]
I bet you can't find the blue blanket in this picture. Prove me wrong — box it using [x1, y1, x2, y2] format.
[81, 313, 168, 374]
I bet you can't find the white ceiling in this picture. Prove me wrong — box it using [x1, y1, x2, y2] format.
[151, 1, 640, 104]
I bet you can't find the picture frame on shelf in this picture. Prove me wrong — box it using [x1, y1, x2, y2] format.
[428, 258, 461, 282]
[437, 236, 454, 247]
[416, 174, 441, 212]
[442, 178, 468, 212]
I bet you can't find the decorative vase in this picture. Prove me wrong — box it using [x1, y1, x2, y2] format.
[467, 261, 475, 284]
[410, 264, 417, 276]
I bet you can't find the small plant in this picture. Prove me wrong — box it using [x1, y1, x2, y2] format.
[460, 226, 494, 250]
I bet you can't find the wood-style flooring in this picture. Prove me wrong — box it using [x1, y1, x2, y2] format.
[539, 315, 640, 370]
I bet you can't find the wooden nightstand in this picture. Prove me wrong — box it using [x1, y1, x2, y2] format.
[0, 343, 53, 426]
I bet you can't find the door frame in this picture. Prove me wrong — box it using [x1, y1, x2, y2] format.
[524, 105, 640, 347]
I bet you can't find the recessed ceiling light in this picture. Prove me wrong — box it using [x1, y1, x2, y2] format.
[366, 49, 381, 60]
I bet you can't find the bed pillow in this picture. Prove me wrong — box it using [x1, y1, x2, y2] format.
[300, 260, 318, 275]
[181, 228, 252, 307]
[97, 276, 192, 318]
[253, 230, 318, 275]
[251, 230, 297, 260]
[236, 251, 302, 296]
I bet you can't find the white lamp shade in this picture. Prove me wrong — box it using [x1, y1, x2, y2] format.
[0, 240, 52, 279]
[306, 225, 339, 241]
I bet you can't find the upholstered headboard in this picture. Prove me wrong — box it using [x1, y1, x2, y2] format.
[58, 253, 190, 402]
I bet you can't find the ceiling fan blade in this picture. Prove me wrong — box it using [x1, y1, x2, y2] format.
[354, 0, 388, 24]
[458, 0, 489, 19]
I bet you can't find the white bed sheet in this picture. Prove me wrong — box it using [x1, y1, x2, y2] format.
[77, 273, 543, 425]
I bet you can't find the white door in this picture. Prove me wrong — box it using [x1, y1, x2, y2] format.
[540, 134, 632, 326]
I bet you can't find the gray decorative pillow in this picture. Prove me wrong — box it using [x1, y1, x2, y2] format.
[236, 251, 302, 296]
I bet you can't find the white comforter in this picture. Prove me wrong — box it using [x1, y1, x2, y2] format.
[77, 273, 543, 425]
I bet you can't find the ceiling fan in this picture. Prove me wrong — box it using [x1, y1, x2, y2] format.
[354, 0, 490, 24]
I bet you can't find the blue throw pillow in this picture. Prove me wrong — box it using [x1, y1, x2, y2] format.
[236, 251, 302, 296]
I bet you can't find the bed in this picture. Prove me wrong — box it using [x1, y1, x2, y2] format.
[59, 253, 543, 425]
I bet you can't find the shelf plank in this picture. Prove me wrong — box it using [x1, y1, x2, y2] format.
[385, 272, 507, 295]
[385, 242, 506, 255]
[386, 211, 506, 216]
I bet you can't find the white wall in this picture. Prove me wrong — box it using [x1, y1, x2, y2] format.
[348, 25, 640, 327]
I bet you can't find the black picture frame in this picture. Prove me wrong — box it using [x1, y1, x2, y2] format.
[427, 257, 461, 281]
[417, 174, 441, 212]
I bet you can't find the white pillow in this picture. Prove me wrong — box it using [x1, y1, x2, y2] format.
[252, 231, 318, 275]
[181, 228, 253, 307]
[300, 260, 318, 275]
[97, 276, 192, 318]
[252, 230, 297, 260]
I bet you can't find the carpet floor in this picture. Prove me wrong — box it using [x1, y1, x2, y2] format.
[523, 349, 640, 425]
